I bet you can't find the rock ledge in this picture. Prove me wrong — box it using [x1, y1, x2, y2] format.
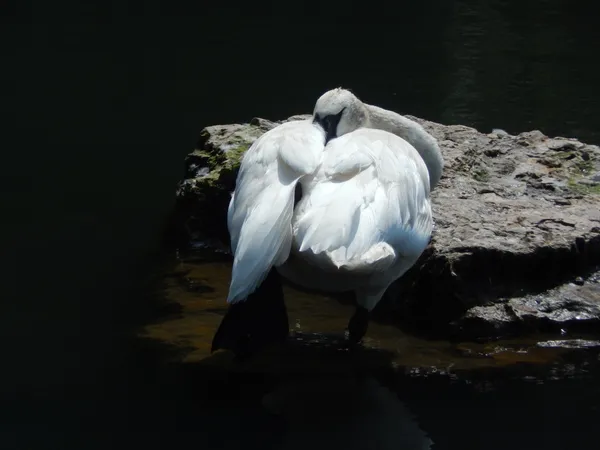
[172, 115, 600, 339]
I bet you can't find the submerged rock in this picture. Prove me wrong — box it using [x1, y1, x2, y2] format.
[172, 114, 600, 339]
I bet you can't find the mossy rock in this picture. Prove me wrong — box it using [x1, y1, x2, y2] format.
[172, 115, 311, 244]
[168, 113, 600, 339]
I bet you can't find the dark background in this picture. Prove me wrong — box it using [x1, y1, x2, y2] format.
[1, 1, 599, 448]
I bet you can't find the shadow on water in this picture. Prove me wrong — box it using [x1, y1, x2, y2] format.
[3, 1, 600, 448]
[109, 244, 600, 450]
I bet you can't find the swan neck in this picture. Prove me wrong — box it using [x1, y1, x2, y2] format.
[365, 104, 443, 190]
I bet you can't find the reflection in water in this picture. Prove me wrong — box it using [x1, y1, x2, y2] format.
[263, 376, 432, 450]
[126, 248, 600, 450]
[142, 250, 598, 374]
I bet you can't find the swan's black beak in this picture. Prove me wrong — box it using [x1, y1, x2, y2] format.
[314, 108, 345, 144]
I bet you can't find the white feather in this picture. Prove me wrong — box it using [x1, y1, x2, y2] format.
[226, 120, 324, 303]
[226, 88, 443, 316]
[294, 128, 432, 275]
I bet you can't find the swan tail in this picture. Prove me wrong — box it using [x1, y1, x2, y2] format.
[211, 268, 289, 358]
[333, 242, 396, 273]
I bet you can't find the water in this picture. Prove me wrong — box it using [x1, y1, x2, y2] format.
[2, 1, 600, 448]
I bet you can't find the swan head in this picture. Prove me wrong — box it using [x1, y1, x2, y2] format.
[313, 88, 369, 143]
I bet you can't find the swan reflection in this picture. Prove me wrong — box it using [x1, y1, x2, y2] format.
[262, 376, 433, 450]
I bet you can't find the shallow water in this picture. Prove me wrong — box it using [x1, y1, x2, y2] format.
[130, 246, 600, 449]
[142, 247, 600, 373]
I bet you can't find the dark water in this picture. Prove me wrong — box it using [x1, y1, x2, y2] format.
[2, 1, 600, 448]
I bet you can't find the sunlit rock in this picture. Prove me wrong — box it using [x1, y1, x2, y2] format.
[171, 114, 600, 339]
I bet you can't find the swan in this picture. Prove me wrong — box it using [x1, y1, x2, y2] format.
[211, 88, 444, 357]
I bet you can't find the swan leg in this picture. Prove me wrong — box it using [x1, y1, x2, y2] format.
[347, 306, 370, 345]
[346, 286, 387, 345]
[211, 268, 289, 359]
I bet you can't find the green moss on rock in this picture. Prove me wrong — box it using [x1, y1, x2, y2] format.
[473, 168, 490, 182]
[567, 178, 600, 195]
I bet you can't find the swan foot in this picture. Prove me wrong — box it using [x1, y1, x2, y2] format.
[345, 306, 370, 346]
[211, 268, 289, 360]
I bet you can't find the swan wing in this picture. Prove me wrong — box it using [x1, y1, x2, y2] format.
[227, 120, 324, 303]
[294, 128, 432, 272]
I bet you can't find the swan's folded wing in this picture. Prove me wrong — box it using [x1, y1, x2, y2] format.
[226, 121, 324, 303]
[294, 129, 432, 272]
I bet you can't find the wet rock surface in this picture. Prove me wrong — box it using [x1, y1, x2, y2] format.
[171, 114, 600, 339]
[453, 268, 600, 338]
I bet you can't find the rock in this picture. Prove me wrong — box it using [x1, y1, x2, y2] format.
[453, 270, 600, 338]
[172, 116, 310, 245]
[536, 339, 600, 349]
[172, 114, 600, 339]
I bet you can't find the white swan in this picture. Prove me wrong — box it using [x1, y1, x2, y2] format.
[211, 88, 444, 357]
